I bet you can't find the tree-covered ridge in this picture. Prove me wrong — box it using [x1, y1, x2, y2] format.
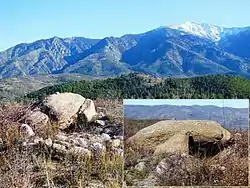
[24, 73, 250, 101]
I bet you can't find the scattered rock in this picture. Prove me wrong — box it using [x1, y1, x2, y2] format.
[68, 138, 81, 146]
[55, 133, 68, 141]
[135, 162, 146, 171]
[33, 136, 44, 144]
[112, 139, 121, 148]
[70, 146, 91, 156]
[44, 138, 53, 147]
[52, 143, 67, 154]
[99, 116, 111, 121]
[55, 140, 71, 148]
[94, 120, 105, 126]
[101, 125, 123, 137]
[24, 110, 49, 128]
[42, 92, 96, 129]
[76, 138, 88, 147]
[101, 133, 111, 142]
[92, 127, 103, 134]
[19, 124, 35, 138]
[77, 99, 97, 124]
[97, 111, 105, 119]
[113, 135, 123, 140]
[220, 166, 226, 171]
[91, 142, 105, 155]
[234, 132, 242, 140]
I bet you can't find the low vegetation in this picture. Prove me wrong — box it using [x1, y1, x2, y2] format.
[23, 73, 250, 101]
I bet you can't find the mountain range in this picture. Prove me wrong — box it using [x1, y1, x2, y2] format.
[1, 21, 250, 79]
[124, 104, 249, 129]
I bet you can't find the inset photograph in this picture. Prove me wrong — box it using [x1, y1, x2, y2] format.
[124, 99, 249, 186]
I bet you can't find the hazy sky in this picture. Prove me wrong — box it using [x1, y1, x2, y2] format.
[1, 0, 250, 51]
[124, 99, 249, 109]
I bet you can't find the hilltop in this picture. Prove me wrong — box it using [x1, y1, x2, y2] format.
[23, 73, 250, 101]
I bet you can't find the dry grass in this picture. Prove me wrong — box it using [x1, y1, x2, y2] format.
[0, 147, 123, 187]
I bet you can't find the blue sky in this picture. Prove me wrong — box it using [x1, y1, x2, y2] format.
[123, 99, 249, 109]
[1, 0, 250, 51]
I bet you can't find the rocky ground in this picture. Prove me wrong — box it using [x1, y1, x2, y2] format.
[124, 119, 249, 187]
[0, 93, 123, 188]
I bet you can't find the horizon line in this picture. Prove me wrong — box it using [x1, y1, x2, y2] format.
[123, 99, 249, 109]
[124, 103, 248, 109]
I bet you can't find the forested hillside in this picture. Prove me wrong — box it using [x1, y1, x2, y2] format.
[24, 73, 250, 101]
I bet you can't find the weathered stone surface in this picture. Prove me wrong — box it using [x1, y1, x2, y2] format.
[77, 99, 97, 124]
[42, 92, 96, 129]
[68, 138, 81, 146]
[91, 142, 105, 155]
[55, 133, 68, 141]
[44, 138, 53, 147]
[112, 139, 121, 148]
[55, 140, 71, 148]
[127, 120, 231, 156]
[19, 124, 35, 138]
[94, 120, 105, 126]
[76, 138, 88, 147]
[100, 133, 111, 142]
[114, 135, 123, 140]
[135, 162, 146, 171]
[97, 112, 105, 119]
[52, 143, 67, 153]
[70, 146, 91, 156]
[34, 130, 123, 158]
[24, 110, 49, 127]
[33, 136, 43, 144]
[154, 132, 189, 157]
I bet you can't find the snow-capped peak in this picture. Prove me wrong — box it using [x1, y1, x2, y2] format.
[168, 21, 248, 41]
[169, 21, 223, 41]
